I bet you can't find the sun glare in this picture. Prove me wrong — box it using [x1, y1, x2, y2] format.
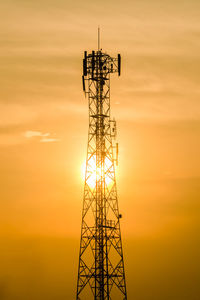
[81, 155, 114, 189]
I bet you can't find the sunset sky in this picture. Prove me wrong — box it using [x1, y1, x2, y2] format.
[0, 0, 200, 299]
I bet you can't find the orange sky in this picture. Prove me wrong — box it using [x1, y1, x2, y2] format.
[0, 0, 200, 299]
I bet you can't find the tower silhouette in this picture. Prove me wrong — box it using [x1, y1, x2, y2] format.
[76, 37, 127, 300]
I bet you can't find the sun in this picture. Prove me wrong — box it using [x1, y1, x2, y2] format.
[81, 155, 114, 189]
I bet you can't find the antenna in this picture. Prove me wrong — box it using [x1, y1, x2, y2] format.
[118, 54, 121, 76]
[98, 26, 100, 51]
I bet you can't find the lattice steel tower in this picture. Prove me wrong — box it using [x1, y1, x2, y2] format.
[76, 36, 127, 300]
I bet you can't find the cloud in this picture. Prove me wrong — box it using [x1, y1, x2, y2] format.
[24, 131, 49, 138]
[24, 130, 60, 142]
[40, 137, 60, 143]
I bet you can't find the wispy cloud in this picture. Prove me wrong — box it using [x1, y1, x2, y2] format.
[24, 130, 60, 142]
[24, 131, 49, 138]
[40, 137, 60, 143]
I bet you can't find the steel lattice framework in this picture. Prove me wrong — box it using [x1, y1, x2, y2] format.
[76, 48, 127, 300]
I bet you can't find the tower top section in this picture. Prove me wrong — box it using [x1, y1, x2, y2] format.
[82, 50, 121, 92]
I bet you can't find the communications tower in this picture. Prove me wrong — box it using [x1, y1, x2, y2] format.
[76, 35, 127, 300]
